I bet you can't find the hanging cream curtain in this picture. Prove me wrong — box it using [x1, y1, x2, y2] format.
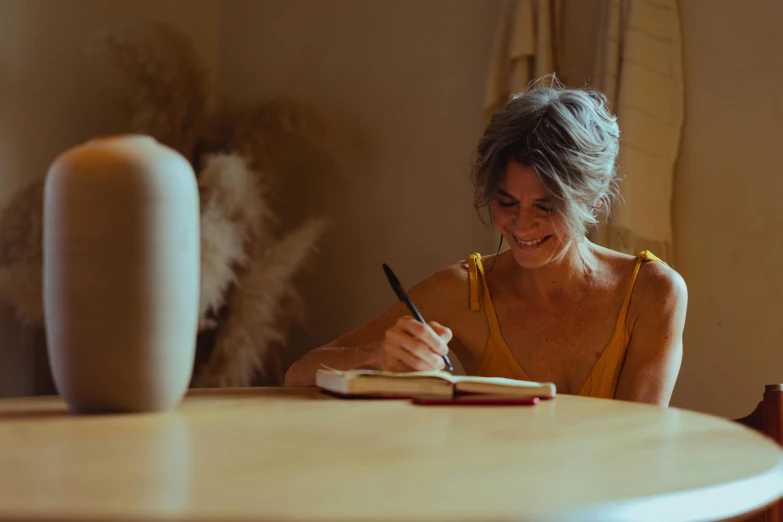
[483, 0, 684, 265]
[484, 0, 562, 122]
[588, 0, 684, 264]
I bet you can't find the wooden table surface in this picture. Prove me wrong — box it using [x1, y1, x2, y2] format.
[1, 387, 782, 522]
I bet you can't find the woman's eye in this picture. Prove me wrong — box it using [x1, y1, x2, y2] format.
[497, 199, 516, 208]
[536, 204, 554, 213]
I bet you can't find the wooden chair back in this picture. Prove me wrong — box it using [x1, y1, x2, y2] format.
[734, 384, 783, 522]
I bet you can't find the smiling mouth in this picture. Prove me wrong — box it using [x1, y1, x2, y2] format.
[513, 234, 552, 247]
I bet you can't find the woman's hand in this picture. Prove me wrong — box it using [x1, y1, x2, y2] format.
[377, 316, 452, 372]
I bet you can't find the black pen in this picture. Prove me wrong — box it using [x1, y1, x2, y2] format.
[381, 263, 453, 372]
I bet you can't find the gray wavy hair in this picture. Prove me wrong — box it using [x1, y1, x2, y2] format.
[471, 76, 621, 241]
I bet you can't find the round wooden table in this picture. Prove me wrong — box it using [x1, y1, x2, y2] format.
[1, 387, 782, 522]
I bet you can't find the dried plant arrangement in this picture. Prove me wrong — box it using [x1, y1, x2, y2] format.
[0, 22, 336, 387]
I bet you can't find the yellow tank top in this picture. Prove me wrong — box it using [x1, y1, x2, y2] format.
[467, 250, 663, 399]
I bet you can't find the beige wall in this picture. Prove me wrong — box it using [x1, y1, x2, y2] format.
[0, 0, 220, 396]
[6, 0, 772, 416]
[217, 0, 500, 350]
[669, 0, 783, 417]
[0, 0, 220, 206]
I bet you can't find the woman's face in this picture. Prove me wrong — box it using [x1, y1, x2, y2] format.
[491, 161, 566, 269]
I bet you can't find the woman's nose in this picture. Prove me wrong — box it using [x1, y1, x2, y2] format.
[512, 208, 538, 235]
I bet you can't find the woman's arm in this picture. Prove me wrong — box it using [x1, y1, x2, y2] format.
[284, 264, 465, 387]
[283, 299, 406, 387]
[283, 341, 383, 387]
[614, 261, 688, 406]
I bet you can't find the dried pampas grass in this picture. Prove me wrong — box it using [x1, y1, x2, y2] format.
[193, 217, 328, 388]
[89, 22, 210, 162]
[0, 182, 44, 326]
[0, 22, 337, 387]
[88, 23, 337, 386]
[207, 98, 337, 171]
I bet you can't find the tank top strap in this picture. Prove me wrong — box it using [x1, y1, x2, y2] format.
[638, 249, 666, 265]
[467, 253, 505, 342]
[613, 250, 666, 332]
[467, 252, 482, 312]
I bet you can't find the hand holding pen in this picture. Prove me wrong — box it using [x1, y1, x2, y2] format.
[380, 263, 454, 372]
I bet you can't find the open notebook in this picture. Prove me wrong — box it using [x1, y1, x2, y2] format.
[316, 367, 556, 399]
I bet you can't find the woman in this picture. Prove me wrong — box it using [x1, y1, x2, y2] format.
[284, 79, 687, 406]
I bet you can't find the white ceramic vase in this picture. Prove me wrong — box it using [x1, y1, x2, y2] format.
[43, 135, 200, 413]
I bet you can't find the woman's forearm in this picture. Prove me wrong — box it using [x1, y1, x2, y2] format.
[283, 342, 381, 387]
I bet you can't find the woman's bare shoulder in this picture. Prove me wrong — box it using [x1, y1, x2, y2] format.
[633, 258, 688, 312]
[318, 256, 477, 351]
[594, 244, 686, 295]
[408, 256, 473, 310]
[594, 245, 688, 325]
